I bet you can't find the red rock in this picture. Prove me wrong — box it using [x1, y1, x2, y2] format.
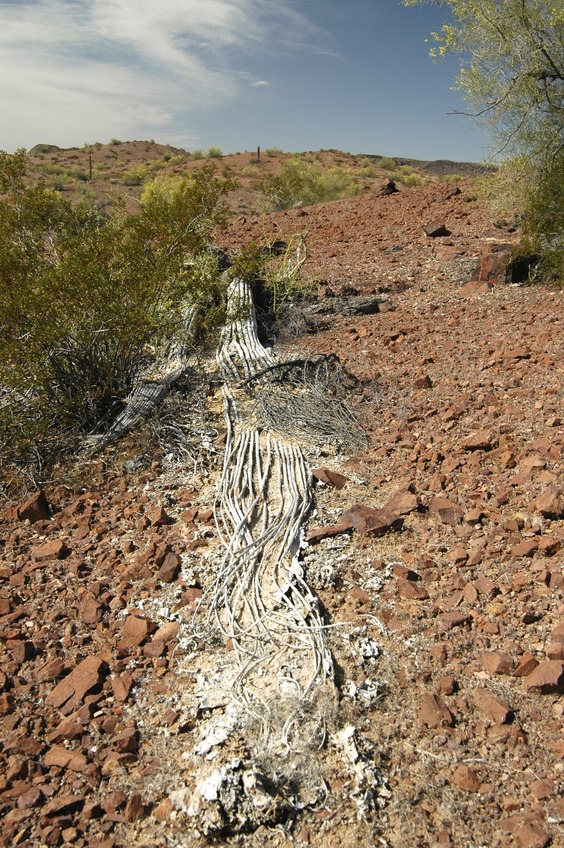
[17, 490, 51, 523]
[111, 675, 133, 703]
[413, 374, 432, 389]
[157, 552, 181, 583]
[451, 764, 481, 793]
[461, 429, 494, 451]
[472, 687, 512, 723]
[124, 793, 145, 823]
[111, 727, 139, 754]
[479, 651, 513, 676]
[45, 655, 108, 713]
[396, 578, 429, 600]
[428, 497, 462, 526]
[438, 612, 471, 630]
[537, 536, 561, 556]
[79, 597, 103, 625]
[478, 242, 512, 284]
[523, 660, 564, 693]
[511, 539, 538, 557]
[340, 504, 404, 536]
[438, 675, 456, 696]
[501, 819, 549, 848]
[153, 621, 181, 643]
[44, 745, 88, 771]
[460, 280, 493, 297]
[36, 658, 66, 683]
[349, 585, 370, 604]
[419, 693, 454, 728]
[311, 467, 349, 490]
[150, 506, 172, 526]
[0, 692, 16, 715]
[513, 653, 539, 678]
[530, 779, 553, 801]
[31, 539, 71, 562]
[119, 615, 151, 648]
[42, 794, 86, 817]
[384, 489, 420, 515]
[307, 523, 351, 543]
[374, 177, 398, 197]
[533, 484, 564, 519]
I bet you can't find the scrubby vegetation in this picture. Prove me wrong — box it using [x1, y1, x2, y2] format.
[0, 151, 236, 481]
[257, 157, 363, 210]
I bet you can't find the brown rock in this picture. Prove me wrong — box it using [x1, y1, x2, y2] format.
[384, 489, 420, 515]
[152, 797, 174, 822]
[419, 693, 454, 728]
[119, 615, 151, 648]
[124, 793, 145, 823]
[42, 794, 86, 818]
[523, 660, 564, 693]
[157, 551, 181, 583]
[533, 484, 564, 518]
[428, 497, 462, 526]
[45, 655, 108, 713]
[18, 489, 51, 523]
[478, 242, 512, 284]
[151, 506, 172, 526]
[340, 504, 404, 536]
[461, 429, 494, 451]
[153, 621, 181, 643]
[479, 651, 514, 676]
[451, 764, 481, 793]
[472, 687, 512, 723]
[438, 612, 471, 630]
[111, 674, 133, 703]
[31, 539, 70, 562]
[511, 539, 538, 558]
[44, 745, 88, 771]
[306, 523, 351, 543]
[424, 222, 451, 237]
[537, 535, 562, 556]
[311, 467, 349, 490]
[396, 578, 429, 600]
[513, 653, 538, 678]
[460, 280, 493, 297]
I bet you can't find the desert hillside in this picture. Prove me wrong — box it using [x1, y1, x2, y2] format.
[0, 146, 562, 848]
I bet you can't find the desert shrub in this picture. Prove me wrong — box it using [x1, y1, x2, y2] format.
[521, 151, 564, 281]
[190, 149, 204, 160]
[121, 166, 147, 186]
[207, 146, 222, 158]
[440, 173, 463, 182]
[378, 157, 397, 170]
[265, 147, 283, 155]
[399, 172, 423, 187]
[0, 153, 236, 477]
[110, 138, 122, 145]
[257, 157, 362, 210]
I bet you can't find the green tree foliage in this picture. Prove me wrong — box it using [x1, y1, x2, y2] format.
[0, 153, 235, 475]
[405, 0, 563, 278]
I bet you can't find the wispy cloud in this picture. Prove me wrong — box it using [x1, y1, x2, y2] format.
[0, 0, 323, 150]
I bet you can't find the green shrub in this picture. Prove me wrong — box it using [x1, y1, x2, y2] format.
[121, 166, 147, 186]
[190, 149, 204, 160]
[399, 172, 423, 187]
[378, 157, 397, 170]
[0, 153, 236, 477]
[257, 157, 362, 210]
[521, 151, 564, 282]
[207, 146, 222, 158]
[265, 147, 283, 155]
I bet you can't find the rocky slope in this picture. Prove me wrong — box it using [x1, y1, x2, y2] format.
[0, 175, 562, 848]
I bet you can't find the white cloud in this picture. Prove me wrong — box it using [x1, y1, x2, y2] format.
[249, 80, 270, 88]
[0, 0, 323, 151]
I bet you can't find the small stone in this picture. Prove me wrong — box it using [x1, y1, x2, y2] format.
[339, 504, 404, 536]
[513, 653, 539, 677]
[311, 467, 349, 490]
[157, 552, 181, 583]
[511, 539, 538, 558]
[424, 222, 451, 237]
[17, 490, 51, 523]
[396, 578, 429, 600]
[307, 523, 350, 543]
[124, 793, 145, 823]
[151, 506, 172, 527]
[428, 497, 462, 526]
[31, 539, 70, 562]
[45, 655, 108, 713]
[438, 675, 456, 695]
[473, 687, 512, 723]
[152, 797, 174, 822]
[523, 660, 564, 694]
[419, 693, 454, 728]
[153, 621, 180, 643]
[451, 764, 481, 793]
[461, 429, 494, 451]
[533, 484, 564, 519]
[119, 615, 151, 648]
[438, 612, 471, 630]
[479, 651, 514, 676]
[384, 490, 420, 515]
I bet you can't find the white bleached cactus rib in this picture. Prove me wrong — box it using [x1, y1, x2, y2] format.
[205, 277, 334, 746]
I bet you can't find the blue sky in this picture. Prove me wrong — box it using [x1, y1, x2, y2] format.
[0, 0, 490, 161]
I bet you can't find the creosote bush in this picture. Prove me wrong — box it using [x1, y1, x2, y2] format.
[0, 151, 236, 481]
[257, 157, 362, 210]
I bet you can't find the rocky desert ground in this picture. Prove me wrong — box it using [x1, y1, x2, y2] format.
[0, 147, 562, 848]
